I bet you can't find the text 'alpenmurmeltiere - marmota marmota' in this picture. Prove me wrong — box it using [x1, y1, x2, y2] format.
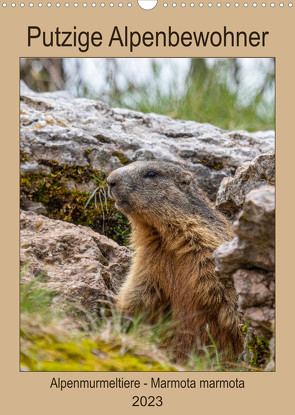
[107, 161, 244, 361]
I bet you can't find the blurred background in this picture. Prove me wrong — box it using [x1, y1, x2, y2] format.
[20, 58, 275, 131]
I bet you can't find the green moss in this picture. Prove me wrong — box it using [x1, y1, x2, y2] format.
[111, 151, 130, 166]
[20, 321, 177, 372]
[20, 150, 29, 163]
[20, 162, 130, 245]
[199, 158, 208, 165]
[199, 158, 224, 170]
[242, 324, 270, 368]
[213, 162, 224, 171]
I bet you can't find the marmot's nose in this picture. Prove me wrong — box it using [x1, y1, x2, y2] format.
[107, 178, 116, 188]
[108, 168, 127, 189]
[107, 173, 118, 188]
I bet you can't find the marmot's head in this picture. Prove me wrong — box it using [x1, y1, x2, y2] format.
[108, 161, 232, 241]
[107, 161, 216, 226]
[107, 161, 193, 219]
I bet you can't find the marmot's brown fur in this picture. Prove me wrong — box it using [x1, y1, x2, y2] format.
[107, 161, 244, 361]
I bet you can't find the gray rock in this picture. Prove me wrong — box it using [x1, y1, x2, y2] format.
[216, 152, 275, 217]
[214, 186, 275, 274]
[233, 269, 275, 309]
[21, 200, 48, 215]
[214, 185, 275, 346]
[62, 178, 97, 193]
[20, 82, 274, 202]
[20, 210, 132, 308]
[243, 307, 275, 338]
[214, 237, 274, 274]
[234, 185, 275, 246]
[233, 268, 275, 339]
[20, 162, 52, 176]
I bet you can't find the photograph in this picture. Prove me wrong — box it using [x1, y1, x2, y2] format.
[20, 57, 275, 372]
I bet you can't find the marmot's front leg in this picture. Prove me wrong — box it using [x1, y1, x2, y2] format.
[117, 273, 169, 323]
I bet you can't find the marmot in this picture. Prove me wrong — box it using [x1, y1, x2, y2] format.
[107, 161, 244, 361]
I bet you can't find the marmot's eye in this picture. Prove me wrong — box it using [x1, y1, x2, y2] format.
[146, 171, 158, 178]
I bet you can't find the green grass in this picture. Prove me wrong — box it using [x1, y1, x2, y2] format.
[106, 59, 274, 132]
[20, 274, 178, 371]
[20, 267, 57, 322]
[21, 58, 274, 132]
[20, 272, 265, 372]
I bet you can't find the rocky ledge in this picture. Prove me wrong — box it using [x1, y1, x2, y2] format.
[20, 81, 274, 202]
[20, 210, 131, 307]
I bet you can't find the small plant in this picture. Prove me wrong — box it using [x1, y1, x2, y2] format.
[85, 174, 109, 234]
[205, 323, 221, 368]
[20, 268, 57, 322]
[20, 269, 178, 371]
[20, 266, 263, 372]
[242, 324, 271, 368]
[85, 153, 110, 234]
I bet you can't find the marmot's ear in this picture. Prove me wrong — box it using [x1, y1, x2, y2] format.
[178, 171, 192, 188]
